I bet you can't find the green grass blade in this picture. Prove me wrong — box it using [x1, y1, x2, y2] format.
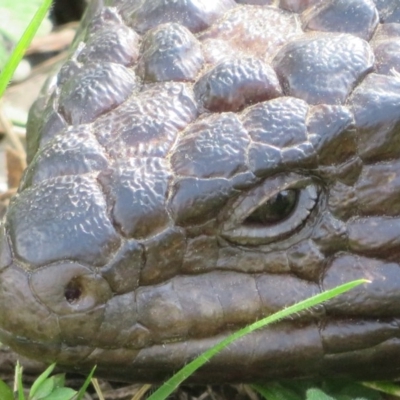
[147, 279, 367, 400]
[362, 381, 400, 397]
[29, 363, 56, 398]
[74, 366, 96, 400]
[0, 0, 52, 98]
[15, 361, 25, 400]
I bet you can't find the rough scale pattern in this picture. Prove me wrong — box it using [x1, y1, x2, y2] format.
[1, 0, 400, 383]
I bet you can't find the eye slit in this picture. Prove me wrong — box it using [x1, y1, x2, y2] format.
[64, 278, 82, 304]
[244, 189, 298, 225]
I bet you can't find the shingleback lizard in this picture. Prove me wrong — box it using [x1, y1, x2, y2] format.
[1, 0, 400, 383]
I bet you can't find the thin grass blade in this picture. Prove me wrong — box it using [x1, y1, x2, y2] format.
[362, 381, 400, 397]
[147, 279, 368, 400]
[15, 361, 25, 400]
[74, 366, 96, 400]
[0, 0, 53, 98]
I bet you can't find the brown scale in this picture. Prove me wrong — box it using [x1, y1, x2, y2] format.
[1, 0, 400, 383]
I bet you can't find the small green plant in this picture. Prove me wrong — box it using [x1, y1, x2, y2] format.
[0, 361, 95, 400]
[252, 380, 384, 400]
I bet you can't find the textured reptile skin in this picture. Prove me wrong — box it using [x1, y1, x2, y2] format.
[1, 0, 400, 383]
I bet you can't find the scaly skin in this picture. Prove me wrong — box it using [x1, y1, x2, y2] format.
[1, 0, 400, 383]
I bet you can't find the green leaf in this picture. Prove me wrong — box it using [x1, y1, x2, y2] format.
[31, 377, 55, 400]
[0, 0, 53, 98]
[147, 279, 367, 400]
[306, 388, 336, 400]
[252, 383, 303, 400]
[320, 381, 382, 400]
[0, 379, 13, 400]
[41, 387, 76, 400]
[51, 374, 66, 390]
[29, 363, 56, 399]
[75, 366, 96, 400]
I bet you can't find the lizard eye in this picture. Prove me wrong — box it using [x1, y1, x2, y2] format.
[244, 189, 298, 226]
[219, 174, 319, 246]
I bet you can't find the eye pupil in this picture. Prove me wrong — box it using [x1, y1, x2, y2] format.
[65, 279, 82, 304]
[244, 189, 298, 225]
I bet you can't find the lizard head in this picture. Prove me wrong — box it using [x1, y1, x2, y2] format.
[1, 0, 400, 382]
